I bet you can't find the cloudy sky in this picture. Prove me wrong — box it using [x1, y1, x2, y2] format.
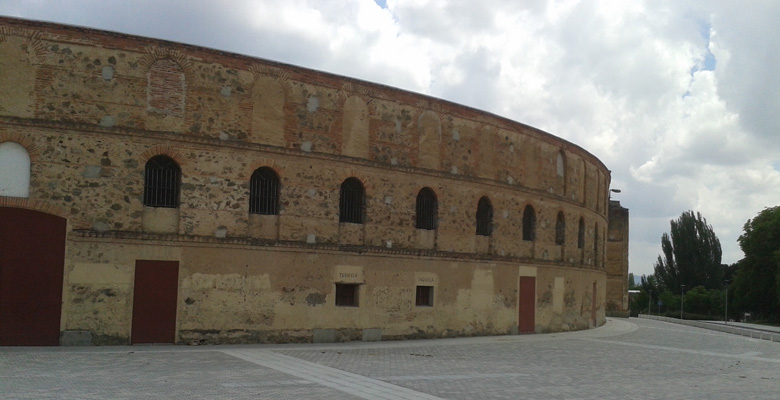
[2, 0, 778, 276]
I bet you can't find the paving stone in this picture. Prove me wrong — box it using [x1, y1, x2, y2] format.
[1, 318, 779, 399]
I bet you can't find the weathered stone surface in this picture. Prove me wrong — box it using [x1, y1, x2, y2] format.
[0, 16, 626, 345]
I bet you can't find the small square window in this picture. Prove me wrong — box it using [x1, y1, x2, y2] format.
[415, 286, 434, 307]
[335, 284, 359, 307]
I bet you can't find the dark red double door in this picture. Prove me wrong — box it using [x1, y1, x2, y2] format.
[131, 260, 179, 344]
[0, 207, 66, 346]
[519, 276, 536, 334]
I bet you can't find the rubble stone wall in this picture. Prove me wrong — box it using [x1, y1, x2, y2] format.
[0, 17, 614, 344]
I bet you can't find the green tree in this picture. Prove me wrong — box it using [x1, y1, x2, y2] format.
[653, 211, 724, 291]
[732, 206, 780, 320]
[628, 273, 637, 290]
[637, 274, 660, 313]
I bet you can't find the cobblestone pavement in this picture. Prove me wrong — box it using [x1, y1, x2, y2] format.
[2, 318, 779, 399]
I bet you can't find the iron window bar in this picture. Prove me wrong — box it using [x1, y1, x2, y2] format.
[476, 197, 493, 236]
[143, 155, 180, 208]
[250, 167, 280, 215]
[339, 178, 365, 223]
[415, 188, 437, 230]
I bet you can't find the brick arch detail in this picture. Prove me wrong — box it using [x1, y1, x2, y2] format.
[139, 47, 193, 77]
[338, 84, 377, 116]
[249, 64, 293, 97]
[337, 170, 373, 192]
[140, 146, 185, 166]
[0, 135, 40, 161]
[246, 159, 284, 181]
[0, 197, 68, 218]
[0, 27, 46, 63]
[474, 193, 495, 207]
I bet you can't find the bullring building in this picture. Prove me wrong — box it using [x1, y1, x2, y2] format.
[0, 17, 629, 346]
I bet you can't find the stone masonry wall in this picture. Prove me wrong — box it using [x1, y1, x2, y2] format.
[0, 17, 614, 343]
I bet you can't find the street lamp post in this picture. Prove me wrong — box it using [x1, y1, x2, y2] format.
[648, 294, 652, 316]
[724, 280, 729, 324]
[680, 284, 685, 320]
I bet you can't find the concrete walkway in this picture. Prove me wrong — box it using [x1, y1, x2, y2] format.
[638, 314, 780, 342]
[2, 318, 779, 399]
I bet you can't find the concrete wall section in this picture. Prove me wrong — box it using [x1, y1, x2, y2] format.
[63, 237, 606, 344]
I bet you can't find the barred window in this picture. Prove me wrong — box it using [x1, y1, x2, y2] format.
[522, 205, 536, 241]
[250, 167, 280, 215]
[415, 187, 437, 230]
[476, 196, 493, 236]
[555, 211, 565, 245]
[578, 217, 585, 249]
[415, 286, 434, 307]
[335, 284, 359, 307]
[339, 178, 365, 223]
[143, 155, 180, 208]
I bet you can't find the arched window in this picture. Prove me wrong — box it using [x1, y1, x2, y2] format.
[143, 155, 180, 208]
[522, 205, 536, 241]
[415, 187, 437, 230]
[339, 178, 365, 223]
[0, 142, 31, 198]
[249, 167, 280, 215]
[476, 196, 493, 236]
[578, 217, 585, 249]
[555, 211, 565, 245]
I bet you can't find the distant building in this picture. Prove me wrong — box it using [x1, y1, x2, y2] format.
[0, 17, 626, 345]
[606, 200, 630, 317]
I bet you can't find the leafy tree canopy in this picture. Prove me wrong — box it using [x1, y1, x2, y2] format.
[732, 206, 780, 319]
[653, 211, 723, 291]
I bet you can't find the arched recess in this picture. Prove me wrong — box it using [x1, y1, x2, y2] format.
[579, 159, 587, 203]
[0, 141, 31, 197]
[594, 222, 600, 267]
[556, 151, 566, 196]
[147, 58, 186, 116]
[341, 96, 369, 158]
[0, 207, 66, 345]
[477, 128, 497, 179]
[417, 111, 441, 170]
[251, 76, 286, 146]
[0, 35, 36, 118]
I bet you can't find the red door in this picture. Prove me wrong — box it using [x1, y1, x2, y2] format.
[0, 207, 66, 346]
[518, 276, 536, 334]
[131, 260, 179, 344]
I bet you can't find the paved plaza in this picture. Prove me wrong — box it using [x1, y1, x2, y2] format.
[2, 318, 779, 399]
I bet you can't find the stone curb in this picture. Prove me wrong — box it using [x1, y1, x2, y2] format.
[638, 314, 780, 343]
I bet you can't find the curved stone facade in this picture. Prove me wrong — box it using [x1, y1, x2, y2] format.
[0, 17, 614, 345]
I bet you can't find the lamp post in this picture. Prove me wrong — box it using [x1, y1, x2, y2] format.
[724, 280, 729, 324]
[680, 284, 685, 320]
[648, 293, 652, 315]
